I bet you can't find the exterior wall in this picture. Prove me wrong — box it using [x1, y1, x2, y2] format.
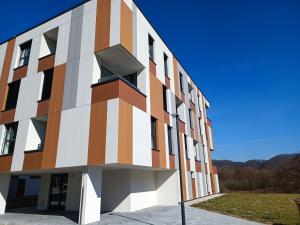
[0, 174, 10, 214]
[101, 169, 179, 213]
[0, 0, 219, 218]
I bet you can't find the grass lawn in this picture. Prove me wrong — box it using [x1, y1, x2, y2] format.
[193, 192, 300, 225]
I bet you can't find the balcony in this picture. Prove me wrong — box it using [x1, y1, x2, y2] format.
[91, 74, 146, 112]
[95, 44, 144, 80]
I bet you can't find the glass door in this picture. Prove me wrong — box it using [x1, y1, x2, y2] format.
[49, 174, 68, 210]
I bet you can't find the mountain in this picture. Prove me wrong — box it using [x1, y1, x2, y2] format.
[213, 153, 300, 193]
[213, 153, 300, 169]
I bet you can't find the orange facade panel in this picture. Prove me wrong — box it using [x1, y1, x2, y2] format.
[37, 54, 55, 72]
[0, 156, 12, 173]
[95, 0, 111, 52]
[23, 151, 43, 171]
[0, 109, 15, 125]
[118, 100, 133, 164]
[88, 101, 107, 165]
[92, 79, 146, 112]
[12, 65, 28, 81]
[120, 0, 132, 53]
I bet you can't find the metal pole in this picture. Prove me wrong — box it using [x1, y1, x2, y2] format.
[172, 113, 186, 225]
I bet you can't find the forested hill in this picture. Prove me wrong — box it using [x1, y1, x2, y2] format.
[213, 153, 300, 193]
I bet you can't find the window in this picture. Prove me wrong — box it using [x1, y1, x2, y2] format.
[40, 69, 54, 101]
[179, 72, 184, 93]
[184, 135, 189, 159]
[18, 40, 32, 67]
[26, 117, 47, 151]
[1, 122, 18, 155]
[151, 117, 157, 149]
[163, 86, 168, 112]
[194, 141, 198, 160]
[123, 73, 138, 87]
[198, 118, 202, 135]
[197, 94, 201, 112]
[189, 109, 193, 129]
[188, 84, 193, 101]
[164, 53, 168, 76]
[167, 126, 173, 154]
[148, 35, 154, 61]
[5, 80, 21, 110]
[40, 27, 58, 58]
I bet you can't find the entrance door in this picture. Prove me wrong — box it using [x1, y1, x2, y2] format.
[49, 174, 68, 210]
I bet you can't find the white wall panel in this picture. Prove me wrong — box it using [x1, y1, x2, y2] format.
[110, 0, 121, 47]
[56, 105, 90, 167]
[132, 107, 151, 167]
[14, 74, 42, 121]
[0, 43, 7, 80]
[11, 119, 30, 172]
[105, 99, 119, 164]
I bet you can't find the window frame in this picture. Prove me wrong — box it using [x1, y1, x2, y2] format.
[148, 35, 155, 61]
[5, 80, 21, 111]
[189, 109, 194, 129]
[40, 69, 54, 101]
[184, 134, 189, 159]
[18, 40, 32, 67]
[151, 117, 157, 150]
[1, 122, 18, 155]
[163, 53, 169, 76]
[167, 126, 173, 155]
[179, 72, 184, 93]
[163, 86, 168, 112]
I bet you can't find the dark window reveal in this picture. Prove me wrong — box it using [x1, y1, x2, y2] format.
[167, 126, 173, 154]
[151, 117, 157, 149]
[41, 69, 54, 101]
[5, 80, 21, 110]
[163, 86, 168, 112]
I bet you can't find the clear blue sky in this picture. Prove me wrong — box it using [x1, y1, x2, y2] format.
[1, 0, 299, 161]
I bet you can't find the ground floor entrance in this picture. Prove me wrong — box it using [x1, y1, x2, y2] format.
[48, 174, 68, 210]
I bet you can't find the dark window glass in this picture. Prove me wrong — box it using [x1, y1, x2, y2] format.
[41, 69, 54, 101]
[148, 35, 154, 60]
[5, 80, 21, 110]
[184, 135, 189, 159]
[123, 73, 137, 87]
[1, 122, 18, 155]
[163, 86, 168, 112]
[179, 72, 184, 93]
[18, 40, 32, 67]
[167, 126, 173, 154]
[151, 117, 157, 149]
[164, 53, 168, 76]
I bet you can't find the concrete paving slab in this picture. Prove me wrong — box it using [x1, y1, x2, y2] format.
[0, 206, 265, 225]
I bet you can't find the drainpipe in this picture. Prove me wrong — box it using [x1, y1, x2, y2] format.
[171, 113, 186, 225]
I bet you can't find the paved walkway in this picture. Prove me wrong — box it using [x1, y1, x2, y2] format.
[0, 206, 264, 225]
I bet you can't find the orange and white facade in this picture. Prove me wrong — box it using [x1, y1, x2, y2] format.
[0, 0, 219, 224]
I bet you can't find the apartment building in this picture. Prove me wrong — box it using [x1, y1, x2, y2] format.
[0, 0, 219, 224]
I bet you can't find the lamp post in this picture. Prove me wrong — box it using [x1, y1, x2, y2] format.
[171, 113, 186, 225]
